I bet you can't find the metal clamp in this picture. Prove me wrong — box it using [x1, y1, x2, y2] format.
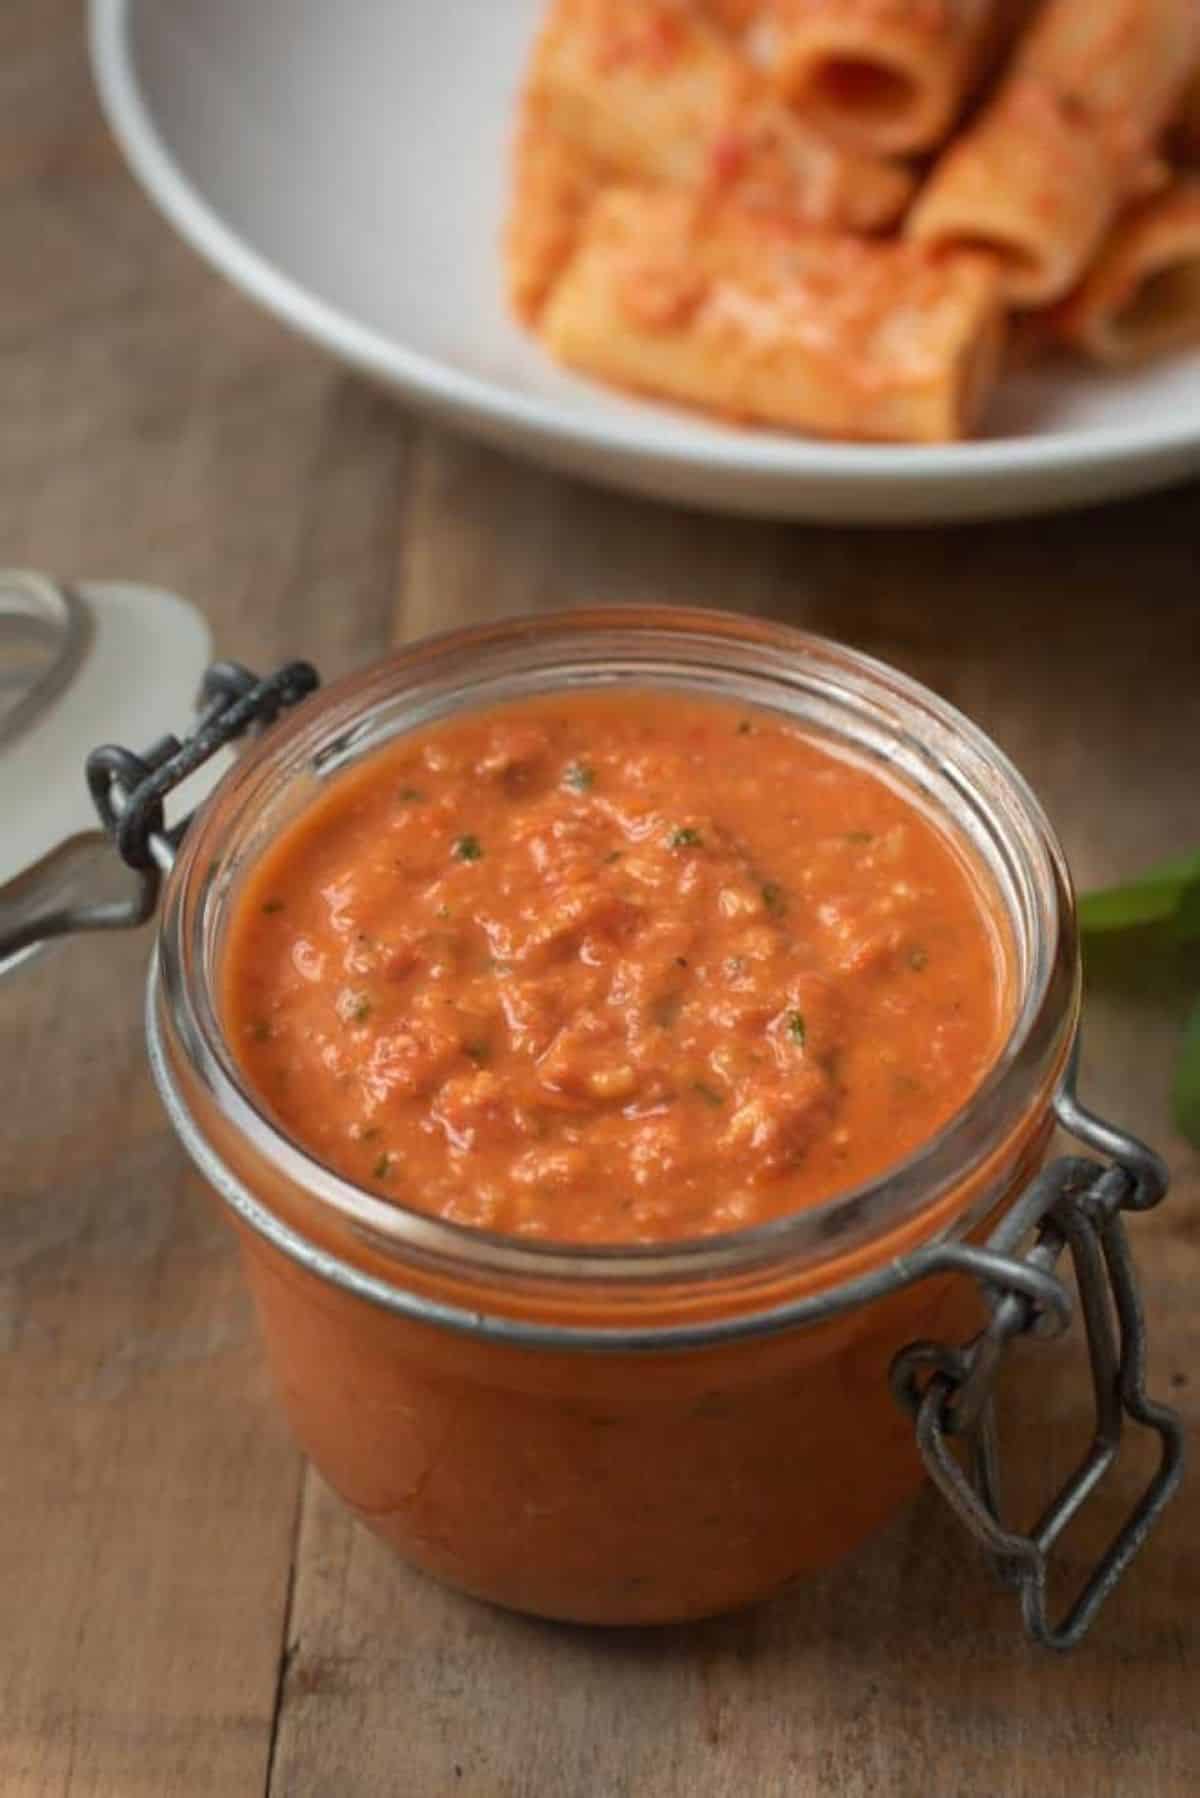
[80, 657, 319, 926]
[0, 656, 319, 966]
[892, 1079, 1184, 1650]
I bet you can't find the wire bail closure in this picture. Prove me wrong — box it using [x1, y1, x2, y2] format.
[83, 658, 319, 922]
[891, 1078, 1184, 1650]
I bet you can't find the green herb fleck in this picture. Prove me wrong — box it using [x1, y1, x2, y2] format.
[908, 947, 929, 972]
[453, 835, 483, 862]
[359, 1126, 381, 1143]
[787, 1011, 807, 1046]
[761, 881, 786, 916]
[846, 831, 875, 845]
[464, 1040, 489, 1065]
[604, 850, 623, 865]
[692, 1081, 724, 1108]
[250, 1020, 271, 1043]
[262, 898, 285, 915]
[563, 762, 595, 793]
[399, 787, 426, 803]
[668, 827, 703, 850]
[349, 997, 372, 1023]
[372, 1152, 393, 1180]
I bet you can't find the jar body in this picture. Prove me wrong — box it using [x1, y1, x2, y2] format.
[237, 1221, 978, 1623]
[151, 606, 1078, 1625]
[221, 1102, 1051, 1624]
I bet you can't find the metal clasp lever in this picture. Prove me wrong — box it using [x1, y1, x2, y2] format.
[892, 1081, 1185, 1650]
[83, 658, 320, 926]
[0, 654, 319, 969]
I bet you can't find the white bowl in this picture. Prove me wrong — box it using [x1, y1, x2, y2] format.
[91, 0, 1200, 523]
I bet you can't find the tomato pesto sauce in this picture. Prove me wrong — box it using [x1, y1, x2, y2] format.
[223, 692, 1010, 1243]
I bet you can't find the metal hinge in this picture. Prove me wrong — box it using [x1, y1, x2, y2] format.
[83, 657, 319, 919]
[891, 1078, 1184, 1650]
[0, 657, 319, 964]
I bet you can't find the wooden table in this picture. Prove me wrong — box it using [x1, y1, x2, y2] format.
[3, 7, 1198, 1794]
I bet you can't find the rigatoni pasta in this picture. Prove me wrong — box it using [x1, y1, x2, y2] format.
[508, 0, 1200, 443]
[1052, 180, 1200, 362]
[908, 0, 1200, 305]
[1170, 66, 1200, 162]
[772, 0, 1027, 157]
[506, 107, 602, 323]
[700, 0, 763, 33]
[528, 0, 912, 231]
[541, 188, 1005, 442]
[906, 74, 1121, 307]
[1019, 0, 1197, 139]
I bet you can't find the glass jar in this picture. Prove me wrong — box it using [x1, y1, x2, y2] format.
[84, 606, 1181, 1641]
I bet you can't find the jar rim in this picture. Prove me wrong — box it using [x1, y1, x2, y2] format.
[153, 605, 1081, 1312]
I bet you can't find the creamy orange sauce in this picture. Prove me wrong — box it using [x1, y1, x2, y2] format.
[223, 692, 1009, 1244]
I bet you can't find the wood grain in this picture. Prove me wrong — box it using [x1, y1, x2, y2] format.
[1, 8, 406, 1793]
[3, 5, 1199, 1795]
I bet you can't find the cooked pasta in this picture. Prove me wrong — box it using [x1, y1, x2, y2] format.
[908, 0, 1200, 306]
[1020, 0, 1197, 136]
[541, 188, 1005, 442]
[1171, 67, 1200, 162]
[529, 0, 912, 230]
[1052, 179, 1200, 362]
[508, 0, 1200, 440]
[701, 0, 763, 31]
[907, 75, 1120, 308]
[772, 0, 1029, 158]
[507, 104, 602, 323]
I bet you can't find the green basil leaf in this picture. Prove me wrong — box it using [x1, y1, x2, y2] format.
[1078, 849, 1200, 937]
[1172, 998, 1200, 1148]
